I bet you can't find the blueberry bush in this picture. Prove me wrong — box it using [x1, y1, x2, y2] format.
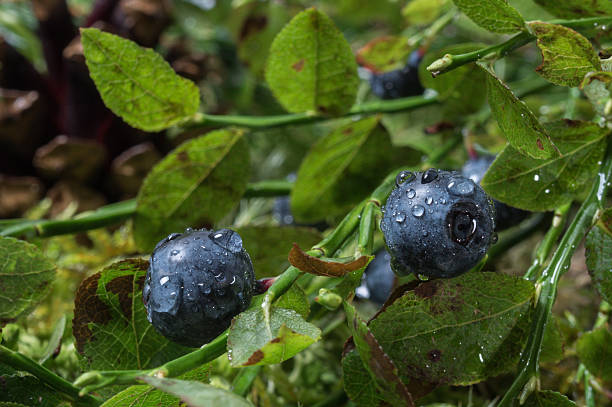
[1, 1, 612, 406]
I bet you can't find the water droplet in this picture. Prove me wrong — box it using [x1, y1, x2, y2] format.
[170, 291, 176, 297]
[416, 274, 429, 281]
[544, 189, 550, 194]
[423, 230, 428, 237]
[214, 233, 223, 239]
[214, 272, 224, 281]
[407, 189, 416, 199]
[440, 198, 447, 204]
[395, 213, 406, 223]
[425, 196, 433, 205]
[210, 229, 243, 253]
[421, 168, 438, 184]
[411, 205, 425, 217]
[170, 250, 180, 256]
[447, 180, 475, 196]
[478, 353, 484, 363]
[395, 170, 415, 187]
[533, 174, 540, 182]
[159, 276, 169, 285]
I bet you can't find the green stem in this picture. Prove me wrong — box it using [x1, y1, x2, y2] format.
[498, 145, 612, 407]
[357, 202, 378, 256]
[523, 202, 571, 281]
[427, 16, 612, 76]
[231, 366, 262, 397]
[0, 344, 102, 406]
[0, 180, 293, 239]
[188, 95, 438, 129]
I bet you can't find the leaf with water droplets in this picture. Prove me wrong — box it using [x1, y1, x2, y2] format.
[576, 327, 612, 382]
[288, 243, 372, 277]
[481, 64, 558, 159]
[227, 306, 321, 367]
[368, 272, 534, 385]
[529, 22, 601, 87]
[0, 236, 56, 326]
[73, 259, 192, 373]
[482, 120, 609, 212]
[134, 128, 250, 251]
[586, 208, 612, 303]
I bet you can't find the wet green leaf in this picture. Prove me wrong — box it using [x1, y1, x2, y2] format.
[342, 349, 387, 407]
[368, 272, 534, 385]
[276, 284, 310, 319]
[81, 28, 199, 132]
[227, 306, 321, 367]
[529, 22, 601, 87]
[452, 0, 525, 33]
[134, 128, 250, 251]
[73, 259, 192, 372]
[533, 0, 612, 18]
[523, 390, 576, 406]
[138, 376, 252, 407]
[0, 236, 56, 326]
[482, 120, 609, 212]
[482, 65, 558, 159]
[291, 116, 419, 222]
[577, 328, 612, 382]
[265, 8, 359, 115]
[586, 208, 612, 303]
[581, 57, 612, 120]
[236, 226, 322, 279]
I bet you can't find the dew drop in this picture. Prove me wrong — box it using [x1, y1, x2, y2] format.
[395, 170, 415, 187]
[421, 168, 438, 184]
[170, 250, 180, 256]
[411, 205, 425, 217]
[159, 276, 169, 285]
[544, 189, 550, 194]
[416, 274, 429, 281]
[395, 213, 406, 223]
[447, 180, 475, 197]
[185, 227, 193, 233]
[407, 189, 416, 199]
[533, 174, 540, 182]
[425, 196, 433, 205]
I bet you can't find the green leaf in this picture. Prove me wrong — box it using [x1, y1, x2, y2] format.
[227, 306, 321, 367]
[291, 116, 419, 222]
[482, 120, 609, 212]
[39, 315, 66, 365]
[134, 128, 250, 251]
[236, 226, 322, 279]
[529, 22, 601, 87]
[586, 208, 612, 303]
[577, 328, 612, 381]
[402, 0, 450, 26]
[381, 106, 449, 155]
[275, 284, 310, 319]
[581, 57, 612, 120]
[138, 376, 253, 407]
[101, 365, 210, 407]
[452, 0, 525, 33]
[80, 28, 200, 132]
[523, 390, 576, 407]
[533, 0, 612, 18]
[343, 301, 418, 406]
[356, 36, 413, 73]
[342, 349, 387, 407]
[0, 236, 56, 326]
[73, 259, 192, 372]
[419, 44, 487, 116]
[368, 272, 534, 385]
[265, 8, 359, 115]
[482, 65, 558, 159]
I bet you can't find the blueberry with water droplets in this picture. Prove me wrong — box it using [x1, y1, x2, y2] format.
[143, 228, 255, 347]
[369, 50, 424, 100]
[381, 169, 496, 279]
[461, 155, 530, 231]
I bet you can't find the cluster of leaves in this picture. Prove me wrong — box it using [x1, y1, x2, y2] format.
[1, 0, 612, 406]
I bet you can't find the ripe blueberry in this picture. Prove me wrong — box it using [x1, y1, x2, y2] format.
[360, 249, 395, 305]
[369, 51, 424, 100]
[381, 169, 496, 279]
[143, 228, 255, 347]
[462, 155, 530, 231]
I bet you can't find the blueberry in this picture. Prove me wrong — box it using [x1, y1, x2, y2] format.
[143, 228, 255, 347]
[369, 51, 424, 100]
[363, 250, 395, 305]
[381, 169, 496, 279]
[462, 155, 530, 231]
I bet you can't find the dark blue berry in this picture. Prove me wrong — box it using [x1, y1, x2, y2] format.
[462, 155, 530, 231]
[369, 51, 424, 100]
[143, 228, 255, 347]
[364, 250, 395, 305]
[381, 169, 496, 279]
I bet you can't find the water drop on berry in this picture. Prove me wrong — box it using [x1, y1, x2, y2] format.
[395, 170, 415, 187]
[407, 189, 416, 198]
[421, 168, 438, 184]
[411, 205, 425, 217]
[395, 213, 406, 223]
